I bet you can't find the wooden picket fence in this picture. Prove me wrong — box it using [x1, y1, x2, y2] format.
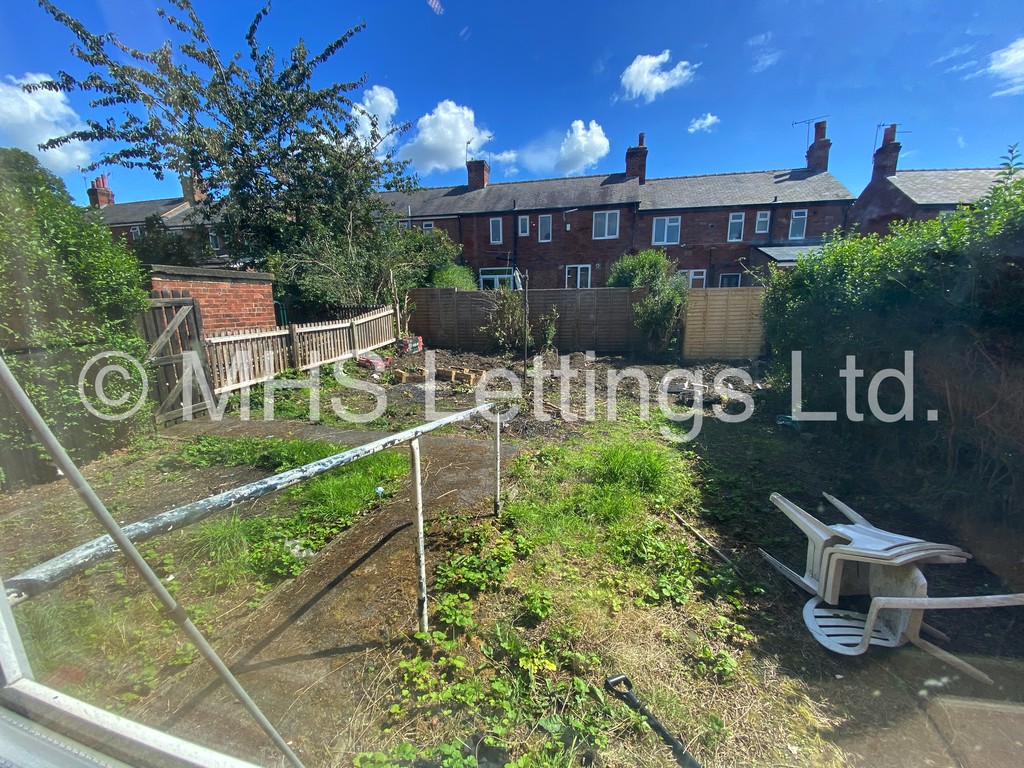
[204, 306, 396, 393]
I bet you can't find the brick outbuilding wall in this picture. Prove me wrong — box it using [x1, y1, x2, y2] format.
[146, 264, 276, 333]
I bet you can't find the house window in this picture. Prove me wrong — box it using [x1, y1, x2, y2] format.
[566, 264, 592, 288]
[727, 212, 744, 242]
[538, 215, 552, 243]
[209, 232, 220, 249]
[789, 209, 807, 240]
[719, 273, 741, 288]
[479, 267, 520, 290]
[400, 221, 411, 230]
[652, 216, 681, 245]
[490, 217, 502, 244]
[129, 226, 141, 241]
[422, 221, 434, 232]
[755, 210, 771, 234]
[592, 210, 619, 240]
[518, 215, 530, 237]
[679, 269, 707, 288]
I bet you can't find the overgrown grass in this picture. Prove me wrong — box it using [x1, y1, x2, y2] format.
[359, 428, 841, 767]
[175, 436, 408, 581]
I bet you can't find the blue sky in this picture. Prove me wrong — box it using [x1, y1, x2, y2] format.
[1, 0, 1022, 206]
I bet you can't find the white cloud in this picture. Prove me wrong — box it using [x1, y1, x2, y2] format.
[619, 50, 697, 103]
[520, 121, 610, 176]
[944, 60, 978, 74]
[957, 135, 966, 149]
[687, 113, 720, 134]
[399, 99, 492, 173]
[747, 32, 783, 73]
[554, 120, 610, 175]
[0, 72, 90, 173]
[352, 85, 399, 151]
[987, 36, 1024, 96]
[932, 44, 975, 65]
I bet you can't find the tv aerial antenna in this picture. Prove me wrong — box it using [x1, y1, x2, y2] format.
[792, 115, 829, 146]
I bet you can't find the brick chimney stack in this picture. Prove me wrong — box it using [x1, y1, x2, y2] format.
[871, 123, 901, 182]
[180, 172, 207, 204]
[467, 159, 490, 190]
[625, 132, 648, 184]
[86, 174, 114, 207]
[805, 120, 831, 173]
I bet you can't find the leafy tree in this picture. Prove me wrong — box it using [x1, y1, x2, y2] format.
[609, 249, 689, 355]
[0, 148, 149, 473]
[429, 263, 477, 290]
[31, 0, 413, 301]
[132, 214, 216, 267]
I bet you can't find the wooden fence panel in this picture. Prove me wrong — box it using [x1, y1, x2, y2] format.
[682, 287, 765, 361]
[408, 287, 765, 359]
[204, 306, 397, 392]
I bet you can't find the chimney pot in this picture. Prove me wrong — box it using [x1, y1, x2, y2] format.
[872, 124, 901, 181]
[805, 121, 831, 173]
[87, 175, 114, 207]
[625, 134, 649, 184]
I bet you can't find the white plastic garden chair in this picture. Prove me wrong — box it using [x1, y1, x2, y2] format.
[802, 563, 1024, 684]
[761, 492, 969, 604]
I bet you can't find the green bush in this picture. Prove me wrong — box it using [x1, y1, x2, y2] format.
[429, 263, 477, 290]
[608, 249, 688, 355]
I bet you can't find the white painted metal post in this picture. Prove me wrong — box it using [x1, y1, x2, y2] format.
[494, 417, 502, 516]
[410, 438, 429, 633]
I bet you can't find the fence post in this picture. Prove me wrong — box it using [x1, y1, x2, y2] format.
[287, 324, 300, 370]
[410, 438, 429, 633]
[348, 318, 359, 357]
[494, 417, 502, 516]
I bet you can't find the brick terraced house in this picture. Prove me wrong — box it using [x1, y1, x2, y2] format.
[851, 124, 1001, 235]
[382, 121, 854, 288]
[86, 174, 231, 263]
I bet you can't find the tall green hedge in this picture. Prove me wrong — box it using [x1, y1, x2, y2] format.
[763, 152, 1024, 517]
[1, 149, 150, 473]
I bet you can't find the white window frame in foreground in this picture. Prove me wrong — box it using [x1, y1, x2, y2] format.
[789, 209, 807, 240]
[679, 268, 707, 288]
[538, 215, 552, 243]
[129, 225, 141, 241]
[592, 210, 619, 240]
[421, 221, 434, 232]
[565, 264, 592, 289]
[489, 217, 503, 244]
[209, 231, 220, 249]
[652, 216, 681, 245]
[518, 215, 530, 237]
[755, 210, 771, 234]
[727, 212, 744, 242]
[718, 273, 741, 288]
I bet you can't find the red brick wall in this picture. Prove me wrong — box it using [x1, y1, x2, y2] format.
[147, 265, 276, 334]
[851, 179, 920, 235]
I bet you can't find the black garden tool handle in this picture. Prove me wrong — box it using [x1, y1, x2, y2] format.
[605, 675, 703, 768]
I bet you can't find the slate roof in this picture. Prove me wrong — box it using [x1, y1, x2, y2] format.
[382, 168, 854, 217]
[886, 169, 1001, 206]
[640, 170, 853, 210]
[97, 197, 189, 226]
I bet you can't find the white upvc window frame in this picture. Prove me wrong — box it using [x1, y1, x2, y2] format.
[566, 264, 592, 289]
[129, 225, 141, 241]
[755, 210, 771, 234]
[652, 215, 681, 245]
[538, 214, 552, 243]
[727, 212, 744, 242]
[489, 217, 503, 244]
[422, 221, 434, 232]
[518, 215, 530, 237]
[718, 273, 741, 288]
[592, 210, 619, 240]
[789, 209, 808, 240]
[209, 231, 220, 249]
[679, 269, 707, 289]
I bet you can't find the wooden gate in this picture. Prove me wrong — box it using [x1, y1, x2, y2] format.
[141, 290, 215, 424]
